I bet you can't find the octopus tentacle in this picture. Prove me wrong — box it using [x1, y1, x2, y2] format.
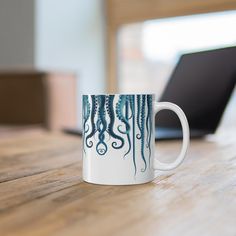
[140, 95, 147, 172]
[124, 99, 131, 158]
[146, 95, 153, 166]
[136, 95, 142, 139]
[129, 95, 137, 175]
[106, 95, 124, 149]
[146, 100, 150, 148]
[96, 96, 108, 155]
[82, 95, 91, 133]
[85, 95, 97, 148]
[116, 95, 130, 134]
[82, 95, 91, 153]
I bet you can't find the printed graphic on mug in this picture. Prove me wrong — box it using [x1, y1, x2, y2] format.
[83, 94, 153, 175]
[82, 94, 189, 185]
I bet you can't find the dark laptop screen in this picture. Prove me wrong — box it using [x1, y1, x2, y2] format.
[156, 46, 236, 132]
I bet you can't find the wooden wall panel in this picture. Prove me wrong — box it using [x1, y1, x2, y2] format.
[106, 0, 236, 92]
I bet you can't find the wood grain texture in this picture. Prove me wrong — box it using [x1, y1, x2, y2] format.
[0, 131, 235, 236]
[107, 0, 236, 26]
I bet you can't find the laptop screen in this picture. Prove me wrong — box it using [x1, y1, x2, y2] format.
[156, 46, 236, 132]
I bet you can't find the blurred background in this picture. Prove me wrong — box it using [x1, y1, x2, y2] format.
[0, 0, 235, 135]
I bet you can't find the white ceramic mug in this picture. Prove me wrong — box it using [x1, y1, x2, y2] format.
[82, 94, 189, 185]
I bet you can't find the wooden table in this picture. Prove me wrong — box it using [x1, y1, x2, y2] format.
[0, 131, 235, 236]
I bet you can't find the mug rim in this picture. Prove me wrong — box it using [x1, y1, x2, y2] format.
[82, 93, 155, 96]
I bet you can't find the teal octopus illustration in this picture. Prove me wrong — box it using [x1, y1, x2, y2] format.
[82, 94, 153, 175]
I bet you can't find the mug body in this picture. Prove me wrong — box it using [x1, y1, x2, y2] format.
[82, 94, 155, 185]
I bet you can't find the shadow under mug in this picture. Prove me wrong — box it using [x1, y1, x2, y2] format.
[82, 94, 189, 185]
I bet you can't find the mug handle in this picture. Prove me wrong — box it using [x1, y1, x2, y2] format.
[154, 102, 190, 171]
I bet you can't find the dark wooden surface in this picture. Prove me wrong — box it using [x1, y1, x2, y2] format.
[0, 131, 235, 236]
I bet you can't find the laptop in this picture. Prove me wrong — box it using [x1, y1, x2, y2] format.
[155, 46, 236, 140]
[64, 46, 236, 140]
